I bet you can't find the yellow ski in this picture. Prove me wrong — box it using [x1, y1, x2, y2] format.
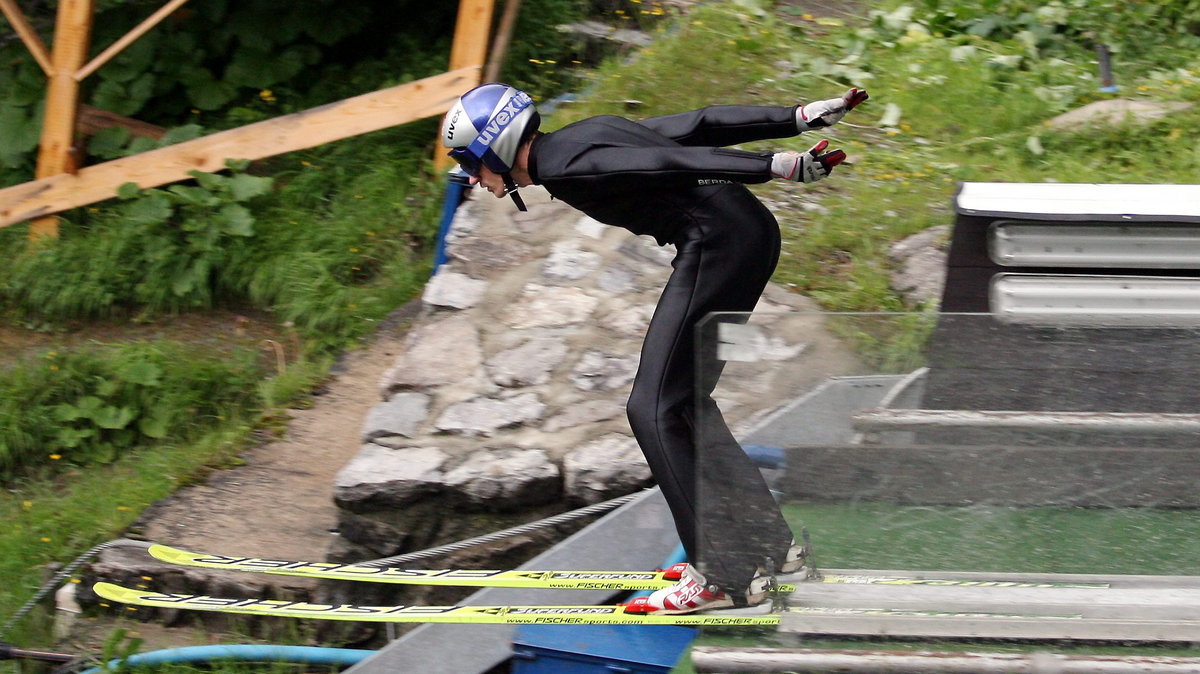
[146, 544, 1107, 591]
[94, 582, 1083, 626]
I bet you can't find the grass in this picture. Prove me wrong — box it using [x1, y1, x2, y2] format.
[0, 423, 257, 641]
[665, 503, 1200, 673]
[785, 503, 1200, 575]
[552, 0, 1200, 311]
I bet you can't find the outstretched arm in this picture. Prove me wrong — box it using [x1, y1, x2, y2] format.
[637, 106, 801, 147]
[638, 89, 868, 146]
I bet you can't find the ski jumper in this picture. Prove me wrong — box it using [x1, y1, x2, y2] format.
[528, 106, 801, 594]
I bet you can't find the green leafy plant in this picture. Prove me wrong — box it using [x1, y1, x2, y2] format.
[0, 341, 262, 479]
[1, 160, 272, 320]
[114, 161, 274, 311]
[98, 628, 144, 673]
[875, 0, 1200, 71]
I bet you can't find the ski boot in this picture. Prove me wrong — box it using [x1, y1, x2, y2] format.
[623, 564, 772, 615]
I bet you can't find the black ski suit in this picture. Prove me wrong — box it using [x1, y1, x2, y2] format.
[527, 105, 801, 595]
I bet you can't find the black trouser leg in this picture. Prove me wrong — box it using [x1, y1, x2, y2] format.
[626, 187, 794, 593]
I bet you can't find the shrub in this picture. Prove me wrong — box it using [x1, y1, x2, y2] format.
[0, 342, 262, 480]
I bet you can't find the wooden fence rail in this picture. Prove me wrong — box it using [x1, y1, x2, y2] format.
[0, 0, 495, 232]
[0, 67, 480, 229]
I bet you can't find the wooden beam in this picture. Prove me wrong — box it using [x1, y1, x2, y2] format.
[0, 67, 480, 229]
[77, 104, 166, 140]
[32, 0, 93, 238]
[0, 0, 53, 75]
[75, 0, 190, 81]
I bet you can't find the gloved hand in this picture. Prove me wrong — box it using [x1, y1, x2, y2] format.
[796, 88, 869, 131]
[771, 140, 847, 183]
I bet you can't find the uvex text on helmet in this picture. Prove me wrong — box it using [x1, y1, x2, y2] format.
[441, 83, 539, 175]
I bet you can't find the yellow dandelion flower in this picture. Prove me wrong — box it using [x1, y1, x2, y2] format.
[41, 537, 51, 543]
[49, 454, 62, 460]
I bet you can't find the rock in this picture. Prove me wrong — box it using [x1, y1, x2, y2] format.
[443, 447, 561, 510]
[575, 215, 607, 239]
[510, 197, 576, 238]
[487, 336, 569, 387]
[447, 236, 537, 276]
[618, 236, 675, 268]
[333, 445, 448, 511]
[504, 283, 599, 329]
[423, 271, 488, 309]
[715, 323, 807, 363]
[563, 434, 652, 503]
[603, 303, 655, 337]
[570, 349, 639, 392]
[544, 399, 625, 433]
[543, 241, 602, 281]
[434, 392, 547, 436]
[889, 225, 949, 308]
[380, 314, 482, 394]
[1046, 99, 1193, 130]
[597, 264, 637, 293]
[361, 392, 429, 441]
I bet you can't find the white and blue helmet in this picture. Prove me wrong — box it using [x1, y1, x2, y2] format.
[441, 83, 540, 209]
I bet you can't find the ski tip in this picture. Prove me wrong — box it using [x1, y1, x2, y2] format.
[147, 543, 187, 563]
[92, 582, 127, 602]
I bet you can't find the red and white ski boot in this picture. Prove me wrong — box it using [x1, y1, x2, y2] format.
[623, 564, 771, 615]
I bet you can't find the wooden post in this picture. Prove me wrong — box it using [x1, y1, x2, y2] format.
[449, 0, 495, 74]
[484, 0, 522, 84]
[31, 0, 94, 239]
[435, 0, 495, 171]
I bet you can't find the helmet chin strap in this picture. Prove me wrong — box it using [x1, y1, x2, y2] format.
[502, 173, 527, 212]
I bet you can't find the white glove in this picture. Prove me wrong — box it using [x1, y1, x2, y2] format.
[771, 140, 847, 183]
[796, 88, 869, 131]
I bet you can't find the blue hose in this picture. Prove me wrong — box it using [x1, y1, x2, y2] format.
[79, 644, 374, 674]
